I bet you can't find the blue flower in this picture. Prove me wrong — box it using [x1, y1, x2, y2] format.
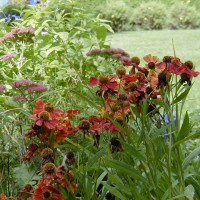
[4, 14, 20, 24]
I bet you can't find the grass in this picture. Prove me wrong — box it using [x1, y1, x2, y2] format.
[106, 29, 200, 113]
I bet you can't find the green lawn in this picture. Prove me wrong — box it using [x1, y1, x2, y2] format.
[107, 30, 200, 113]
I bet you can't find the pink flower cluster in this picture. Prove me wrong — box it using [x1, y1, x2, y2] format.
[11, 80, 48, 94]
[0, 27, 34, 43]
[86, 48, 130, 62]
[1, 53, 14, 61]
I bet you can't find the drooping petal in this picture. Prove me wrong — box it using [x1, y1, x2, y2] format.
[107, 81, 118, 90]
[33, 99, 45, 114]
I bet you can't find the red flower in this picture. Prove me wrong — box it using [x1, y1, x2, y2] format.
[67, 109, 79, 117]
[89, 75, 118, 92]
[29, 184, 64, 200]
[33, 100, 65, 119]
[23, 143, 41, 161]
[31, 111, 58, 130]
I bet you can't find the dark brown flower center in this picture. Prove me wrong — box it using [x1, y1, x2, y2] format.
[43, 163, 56, 175]
[184, 60, 193, 70]
[163, 56, 172, 63]
[41, 148, 54, 159]
[116, 66, 126, 76]
[39, 111, 50, 121]
[98, 74, 109, 84]
[24, 183, 33, 191]
[43, 190, 52, 199]
[131, 56, 140, 65]
[148, 62, 155, 69]
[44, 103, 54, 112]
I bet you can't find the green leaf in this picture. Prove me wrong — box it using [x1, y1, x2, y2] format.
[182, 146, 200, 168]
[176, 112, 191, 141]
[46, 46, 64, 57]
[121, 141, 146, 161]
[56, 32, 69, 42]
[184, 185, 195, 200]
[172, 87, 190, 104]
[86, 148, 106, 170]
[102, 181, 126, 200]
[108, 174, 132, 196]
[104, 159, 145, 181]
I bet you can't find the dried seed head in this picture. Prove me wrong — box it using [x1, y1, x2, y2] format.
[131, 56, 140, 65]
[24, 184, 33, 192]
[98, 74, 109, 84]
[110, 137, 123, 153]
[39, 111, 50, 121]
[66, 151, 75, 165]
[184, 60, 193, 70]
[78, 120, 90, 131]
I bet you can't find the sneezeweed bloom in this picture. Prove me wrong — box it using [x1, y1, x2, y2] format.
[33, 99, 65, 119]
[23, 143, 41, 161]
[28, 184, 64, 200]
[1, 53, 14, 61]
[33, 110, 58, 129]
[41, 148, 54, 162]
[89, 74, 118, 92]
[42, 162, 56, 180]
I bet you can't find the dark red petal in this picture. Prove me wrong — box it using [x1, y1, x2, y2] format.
[88, 77, 98, 86]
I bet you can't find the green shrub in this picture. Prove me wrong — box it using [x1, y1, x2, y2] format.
[96, 0, 133, 32]
[168, 2, 200, 29]
[131, 1, 167, 30]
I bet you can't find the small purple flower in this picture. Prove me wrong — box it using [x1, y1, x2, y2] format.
[0, 85, 6, 92]
[11, 80, 35, 89]
[27, 83, 48, 93]
[1, 53, 14, 61]
[12, 95, 27, 102]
